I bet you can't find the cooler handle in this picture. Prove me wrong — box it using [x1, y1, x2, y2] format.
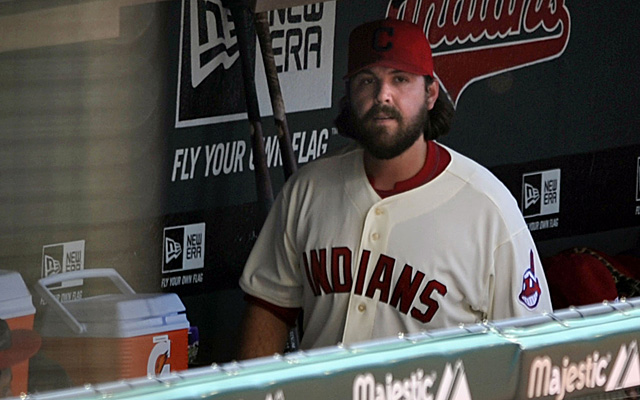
[35, 268, 137, 335]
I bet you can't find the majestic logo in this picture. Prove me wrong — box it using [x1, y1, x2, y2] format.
[386, 0, 571, 106]
[519, 250, 541, 309]
[605, 341, 640, 392]
[353, 361, 471, 400]
[521, 169, 561, 218]
[527, 341, 640, 399]
[265, 391, 285, 400]
[162, 223, 206, 273]
[41, 240, 85, 289]
[527, 351, 611, 399]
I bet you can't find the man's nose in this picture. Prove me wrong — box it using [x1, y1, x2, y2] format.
[375, 81, 392, 104]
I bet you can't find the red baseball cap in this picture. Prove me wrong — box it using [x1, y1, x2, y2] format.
[346, 19, 434, 78]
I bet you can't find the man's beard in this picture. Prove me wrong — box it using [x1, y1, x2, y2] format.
[352, 103, 429, 160]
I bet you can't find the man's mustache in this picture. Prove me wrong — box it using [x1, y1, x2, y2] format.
[362, 104, 402, 122]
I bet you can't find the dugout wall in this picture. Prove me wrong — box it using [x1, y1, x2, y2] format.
[0, 0, 639, 395]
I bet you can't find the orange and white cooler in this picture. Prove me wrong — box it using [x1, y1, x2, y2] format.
[35, 268, 189, 386]
[0, 269, 37, 396]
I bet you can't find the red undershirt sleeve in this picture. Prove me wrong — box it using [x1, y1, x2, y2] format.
[244, 294, 302, 327]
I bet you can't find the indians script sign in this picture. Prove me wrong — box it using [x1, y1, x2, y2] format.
[386, 0, 571, 106]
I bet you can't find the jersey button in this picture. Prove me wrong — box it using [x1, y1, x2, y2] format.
[357, 304, 366, 312]
[371, 233, 380, 241]
[375, 208, 384, 215]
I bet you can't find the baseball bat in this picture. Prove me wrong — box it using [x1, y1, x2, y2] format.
[253, 11, 298, 180]
[228, 1, 344, 214]
[250, 1, 343, 179]
[223, 0, 274, 227]
[228, 0, 344, 353]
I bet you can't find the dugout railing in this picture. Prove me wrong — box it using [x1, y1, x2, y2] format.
[18, 298, 640, 400]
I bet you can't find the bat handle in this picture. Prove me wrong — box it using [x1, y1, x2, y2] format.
[254, 11, 298, 180]
[228, 3, 275, 225]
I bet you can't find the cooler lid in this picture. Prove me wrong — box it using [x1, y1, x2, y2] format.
[63, 293, 186, 323]
[0, 270, 36, 319]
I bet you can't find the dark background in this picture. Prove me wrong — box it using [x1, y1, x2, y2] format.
[0, 0, 638, 365]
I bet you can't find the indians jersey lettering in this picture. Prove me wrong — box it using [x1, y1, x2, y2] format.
[302, 247, 448, 324]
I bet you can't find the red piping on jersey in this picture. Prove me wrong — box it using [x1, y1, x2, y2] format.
[369, 140, 451, 199]
[244, 294, 301, 327]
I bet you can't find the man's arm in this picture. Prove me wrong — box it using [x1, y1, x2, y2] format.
[489, 230, 553, 320]
[237, 302, 290, 360]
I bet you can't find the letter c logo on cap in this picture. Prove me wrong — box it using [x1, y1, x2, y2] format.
[372, 27, 394, 52]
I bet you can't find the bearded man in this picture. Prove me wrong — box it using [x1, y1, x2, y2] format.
[237, 18, 552, 359]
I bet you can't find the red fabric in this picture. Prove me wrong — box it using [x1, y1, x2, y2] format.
[542, 248, 619, 310]
[244, 295, 301, 327]
[346, 19, 434, 78]
[607, 253, 640, 280]
[371, 140, 451, 198]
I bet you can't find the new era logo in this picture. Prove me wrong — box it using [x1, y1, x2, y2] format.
[165, 237, 183, 264]
[176, 0, 245, 127]
[175, 0, 336, 127]
[41, 240, 85, 289]
[522, 169, 561, 218]
[523, 183, 540, 210]
[43, 255, 62, 277]
[187, 0, 239, 88]
[162, 223, 206, 273]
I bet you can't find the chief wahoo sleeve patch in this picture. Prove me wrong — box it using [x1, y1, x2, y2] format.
[519, 250, 542, 309]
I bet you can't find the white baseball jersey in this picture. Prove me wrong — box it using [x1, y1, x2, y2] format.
[239, 143, 552, 349]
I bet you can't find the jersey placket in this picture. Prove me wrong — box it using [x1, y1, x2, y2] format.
[341, 200, 391, 345]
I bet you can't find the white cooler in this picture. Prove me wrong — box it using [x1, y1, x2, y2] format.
[35, 268, 189, 386]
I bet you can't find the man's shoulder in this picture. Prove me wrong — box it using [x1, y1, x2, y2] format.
[442, 145, 524, 223]
[443, 145, 506, 190]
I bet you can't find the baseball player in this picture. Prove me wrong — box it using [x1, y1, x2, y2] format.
[238, 18, 552, 359]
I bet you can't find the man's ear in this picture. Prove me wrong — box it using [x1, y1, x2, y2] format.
[426, 79, 439, 110]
